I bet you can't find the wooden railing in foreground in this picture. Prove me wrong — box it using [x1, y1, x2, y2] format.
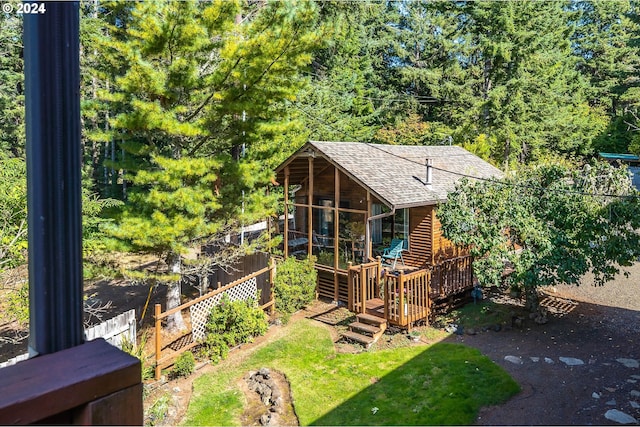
[154, 260, 275, 380]
[0, 339, 142, 425]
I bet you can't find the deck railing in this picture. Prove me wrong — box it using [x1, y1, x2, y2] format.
[384, 269, 431, 327]
[430, 255, 474, 299]
[347, 258, 382, 313]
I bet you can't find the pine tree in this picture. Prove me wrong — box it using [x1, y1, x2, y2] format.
[0, 5, 24, 158]
[572, 0, 640, 153]
[92, 0, 319, 329]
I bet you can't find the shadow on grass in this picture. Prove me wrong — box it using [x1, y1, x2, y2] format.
[308, 342, 519, 426]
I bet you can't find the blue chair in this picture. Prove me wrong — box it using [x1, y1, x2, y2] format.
[381, 238, 406, 269]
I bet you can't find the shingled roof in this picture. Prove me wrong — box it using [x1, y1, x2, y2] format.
[276, 141, 504, 209]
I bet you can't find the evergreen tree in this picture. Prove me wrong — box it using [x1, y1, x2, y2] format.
[92, 0, 319, 328]
[295, 1, 399, 143]
[572, 0, 640, 153]
[0, 4, 24, 157]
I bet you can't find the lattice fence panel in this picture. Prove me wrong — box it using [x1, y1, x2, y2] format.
[190, 277, 258, 342]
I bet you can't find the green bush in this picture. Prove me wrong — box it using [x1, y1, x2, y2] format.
[274, 256, 317, 322]
[171, 351, 195, 379]
[200, 295, 268, 363]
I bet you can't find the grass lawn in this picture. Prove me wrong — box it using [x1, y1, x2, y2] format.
[183, 319, 519, 426]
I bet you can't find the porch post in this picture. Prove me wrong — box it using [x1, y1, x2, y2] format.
[334, 168, 340, 302]
[284, 167, 289, 258]
[360, 264, 366, 314]
[307, 156, 313, 258]
[366, 190, 372, 259]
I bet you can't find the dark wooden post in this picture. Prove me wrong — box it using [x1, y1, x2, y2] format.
[24, 1, 83, 356]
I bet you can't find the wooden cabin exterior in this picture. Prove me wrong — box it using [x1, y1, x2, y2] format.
[274, 141, 503, 328]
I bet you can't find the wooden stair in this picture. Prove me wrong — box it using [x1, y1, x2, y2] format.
[342, 313, 387, 348]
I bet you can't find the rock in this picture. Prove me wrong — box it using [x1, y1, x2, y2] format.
[630, 390, 640, 397]
[616, 358, 639, 369]
[173, 387, 181, 393]
[605, 387, 618, 393]
[271, 388, 281, 401]
[260, 414, 271, 426]
[630, 401, 640, 409]
[504, 355, 524, 365]
[606, 399, 617, 406]
[544, 357, 554, 364]
[593, 392, 601, 399]
[530, 357, 540, 362]
[259, 367, 271, 378]
[559, 357, 585, 366]
[627, 379, 638, 384]
[466, 327, 477, 335]
[604, 409, 638, 424]
[632, 375, 640, 380]
[455, 325, 464, 335]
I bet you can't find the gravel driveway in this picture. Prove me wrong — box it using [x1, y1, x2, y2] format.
[447, 263, 640, 425]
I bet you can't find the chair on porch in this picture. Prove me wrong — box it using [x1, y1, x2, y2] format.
[381, 238, 406, 269]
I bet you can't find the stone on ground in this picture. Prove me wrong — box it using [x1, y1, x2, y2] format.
[616, 358, 639, 368]
[604, 409, 638, 424]
[559, 357, 584, 366]
[504, 355, 523, 365]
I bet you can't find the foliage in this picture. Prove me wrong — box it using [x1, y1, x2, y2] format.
[273, 256, 317, 321]
[0, 158, 27, 273]
[0, 6, 24, 157]
[121, 333, 154, 381]
[184, 319, 519, 426]
[200, 294, 268, 363]
[171, 351, 195, 379]
[145, 393, 170, 426]
[438, 161, 640, 309]
[6, 283, 28, 327]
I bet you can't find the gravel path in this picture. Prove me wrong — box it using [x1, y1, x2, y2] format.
[449, 263, 640, 425]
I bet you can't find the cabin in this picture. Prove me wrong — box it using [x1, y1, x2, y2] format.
[274, 141, 503, 337]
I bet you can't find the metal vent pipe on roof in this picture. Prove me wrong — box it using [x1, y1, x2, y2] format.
[426, 158, 433, 185]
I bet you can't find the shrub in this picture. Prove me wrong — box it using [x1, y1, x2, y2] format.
[274, 256, 317, 322]
[171, 351, 195, 379]
[200, 294, 268, 363]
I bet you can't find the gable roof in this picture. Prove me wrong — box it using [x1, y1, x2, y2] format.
[275, 141, 504, 209]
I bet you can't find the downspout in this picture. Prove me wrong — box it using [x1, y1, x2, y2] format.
[365, 206, 396, 260]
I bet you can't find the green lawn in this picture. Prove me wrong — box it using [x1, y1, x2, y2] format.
[183, 319, 519, 426]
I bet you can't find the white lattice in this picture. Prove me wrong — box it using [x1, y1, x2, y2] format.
[190, 277, 258, 342]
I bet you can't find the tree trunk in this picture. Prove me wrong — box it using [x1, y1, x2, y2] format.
[524, 286, 539, 313]
[165, 252, 186, 332]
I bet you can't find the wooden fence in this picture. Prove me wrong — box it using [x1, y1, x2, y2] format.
[0, 309, 137, 370]
[154, 259, 275, 380]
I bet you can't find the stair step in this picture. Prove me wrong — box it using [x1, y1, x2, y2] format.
[349, 321, 381, 336]
[342, 331, 375, 347]
[356, 313, 386, 327]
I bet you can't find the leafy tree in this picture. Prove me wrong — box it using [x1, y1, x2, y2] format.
[438, 161, 640, 312]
